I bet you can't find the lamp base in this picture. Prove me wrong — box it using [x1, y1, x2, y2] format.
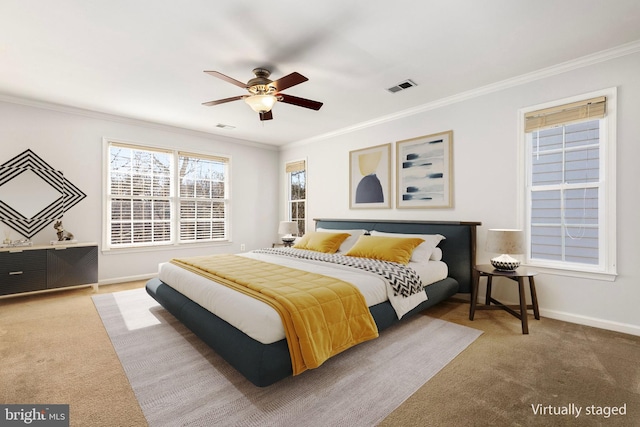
[281, 237, 295, 247]
[490, 254, 520, 271]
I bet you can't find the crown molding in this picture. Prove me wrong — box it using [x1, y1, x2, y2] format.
[286, 39, 640, 149]
[2, 39, 639, 152]
[0, 94, 278, 152]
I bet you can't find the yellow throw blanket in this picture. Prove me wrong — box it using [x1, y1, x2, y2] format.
[170, 254, 379, 375]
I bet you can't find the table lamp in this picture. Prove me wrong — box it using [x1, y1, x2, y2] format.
[485, 229, 524, 271]
[278, 221, 298, 246]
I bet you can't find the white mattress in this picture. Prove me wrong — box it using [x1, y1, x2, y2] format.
[158, 251, 447, 344]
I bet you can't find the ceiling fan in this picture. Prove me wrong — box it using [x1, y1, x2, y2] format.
[202, 68, 323, 121]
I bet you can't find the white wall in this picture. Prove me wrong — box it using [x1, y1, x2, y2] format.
[280, 52, 640, 335]
[0, 100, 280, 284]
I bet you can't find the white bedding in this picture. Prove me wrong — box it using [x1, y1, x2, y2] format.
[158, 250, 447, 344]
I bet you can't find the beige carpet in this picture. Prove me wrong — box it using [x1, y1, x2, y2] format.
[3, 282, 640, 426]
[92, 288, 482, 426]
[0, 282, 148, 426]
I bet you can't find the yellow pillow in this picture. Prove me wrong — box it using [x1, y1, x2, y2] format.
[293, 231, 351, 253]
[344, 235, 425, 265]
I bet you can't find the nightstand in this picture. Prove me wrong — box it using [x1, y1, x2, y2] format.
[469, 264, 540, 334]
[271, 242, 294, 248]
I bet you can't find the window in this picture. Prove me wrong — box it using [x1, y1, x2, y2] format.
[519, 89, 616, 279]
[286, 159, 306, 236]
[178, 152, 229, 242]
[105, 141, 230, 249]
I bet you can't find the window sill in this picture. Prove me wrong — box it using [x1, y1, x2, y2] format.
[102, 241, 231, 255]
[524, 264, 617, 282]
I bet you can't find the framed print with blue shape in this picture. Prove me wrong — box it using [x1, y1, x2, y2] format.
[349, 143, 391, 209]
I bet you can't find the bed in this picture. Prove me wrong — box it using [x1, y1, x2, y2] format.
[145, 218, 480, 387]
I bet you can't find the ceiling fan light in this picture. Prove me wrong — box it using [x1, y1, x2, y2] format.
[244, 94, 277, 113]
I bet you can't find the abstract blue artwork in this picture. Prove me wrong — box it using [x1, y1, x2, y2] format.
[396, 131, 453, 208]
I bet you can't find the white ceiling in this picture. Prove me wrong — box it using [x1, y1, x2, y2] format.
[2, 1, 640, 147]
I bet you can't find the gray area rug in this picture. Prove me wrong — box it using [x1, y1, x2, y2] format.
[93, 288, 481, 426]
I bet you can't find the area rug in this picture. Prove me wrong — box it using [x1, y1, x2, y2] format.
[93, 288, 481, 427]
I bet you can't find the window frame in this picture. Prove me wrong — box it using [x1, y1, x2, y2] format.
[103, 139, 231, 251]
[517, 88, 617, 281]
[285, 159, 306, 236]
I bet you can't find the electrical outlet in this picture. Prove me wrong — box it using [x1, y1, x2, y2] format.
[240, 244, 245, 251]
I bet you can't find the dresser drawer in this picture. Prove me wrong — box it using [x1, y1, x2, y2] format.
[0, 250, 47, 274]
[0, 269, 47, 295]
[47, 246, 98, 289]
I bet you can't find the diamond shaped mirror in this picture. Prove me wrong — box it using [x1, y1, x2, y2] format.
[0, 150, 86, 239]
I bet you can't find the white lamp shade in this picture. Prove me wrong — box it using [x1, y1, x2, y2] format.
[278, 221, 298, 236]
[245, 94, 277, 113]
[485, 229, 524, 255]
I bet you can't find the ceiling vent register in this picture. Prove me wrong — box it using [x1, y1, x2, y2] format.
[387, 79, 418, 93]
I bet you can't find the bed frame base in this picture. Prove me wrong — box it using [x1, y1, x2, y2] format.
[146, 276, 459, 387]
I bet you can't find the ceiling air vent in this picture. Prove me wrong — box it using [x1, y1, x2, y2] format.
[215, 123, 235, 130]
[387, 79, 417, 93]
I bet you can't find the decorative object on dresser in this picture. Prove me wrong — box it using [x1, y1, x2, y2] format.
[0, 243, 98, 297]
[396, 130, 453, 208]
[0, 149, 86, 239]
[277, 220, 298, 246]
[485, 229, 525, 271]
[53, 220, 75, 242]
[0, 230, 32, 248]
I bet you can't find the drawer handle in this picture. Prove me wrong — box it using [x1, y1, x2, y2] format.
[9, 271, 24, 275]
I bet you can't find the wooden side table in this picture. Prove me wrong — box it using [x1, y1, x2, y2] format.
[469, 264, 540, 334]
[272, 241, 294, 248]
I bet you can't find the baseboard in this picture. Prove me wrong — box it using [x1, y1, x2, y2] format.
[540, 308, 640, 337]
[99, 273, 156, 286]
[471, 294, 640, 337]
[0, 283, 96, 300]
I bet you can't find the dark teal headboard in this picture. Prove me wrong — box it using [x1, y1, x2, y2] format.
[314, 218, 480, 294]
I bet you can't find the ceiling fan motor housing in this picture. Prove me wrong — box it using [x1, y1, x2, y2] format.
[247, 68, 276, 94]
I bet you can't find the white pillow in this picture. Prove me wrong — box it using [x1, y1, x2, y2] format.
[370, 230, 445, 263]
[316, 228, 368, 253]
[430, 247, 443, 261]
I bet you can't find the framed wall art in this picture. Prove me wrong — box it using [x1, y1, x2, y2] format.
[349, 143, 391, 209]
[396, 130, 453, 208]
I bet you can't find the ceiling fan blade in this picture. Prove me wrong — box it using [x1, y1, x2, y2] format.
[271, 72, 308, 91]
[278, 93, 323, 110]
[204, 71, 247, 88]
[259, 110, 273, 121]
[202, 95, 244, 106]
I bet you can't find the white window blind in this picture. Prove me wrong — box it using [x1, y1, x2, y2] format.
[178, 152, 228, 242]
[105, 141, 230, 249]
[108, 144, 173, 246]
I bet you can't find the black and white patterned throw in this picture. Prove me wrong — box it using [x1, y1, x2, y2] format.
[253, 247, 423, 297]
